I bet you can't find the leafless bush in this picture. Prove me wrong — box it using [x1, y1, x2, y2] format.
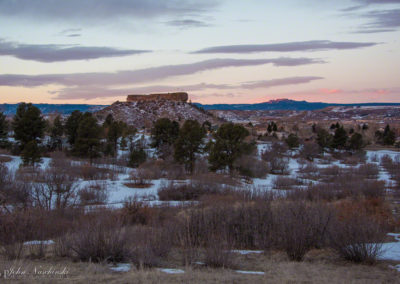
[299, 142, 320, 161]
[328, 213, 387, 264]
[204, 239, 235, 268]
[69, 213, 129, 263]
[298, 163, 320, 180]
[72, 164, 118, 180]
[357, 163, 380, 179]
[129, 168, 153, 186]
[234, 155, 270, 178]
[128, 226, 172, 268]
[78, 182, 108, 205]
[138, 159, 164, 179]
[158, 180, 228, 201]
[54, 234, 72, 257]
[269, 157, 290, 175]
[274, 202, 333, 261]
[273, 176, 302, 190]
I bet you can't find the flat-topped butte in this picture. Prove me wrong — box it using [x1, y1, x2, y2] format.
[127, 92, 188, 103]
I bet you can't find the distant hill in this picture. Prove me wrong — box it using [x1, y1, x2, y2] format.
[195, 99, 400, 111]
[0, 104, 107, 115]
[2, 99, 400, 115]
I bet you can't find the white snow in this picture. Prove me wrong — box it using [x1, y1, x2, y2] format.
[235, 270, 265, 275]
[109, 263, 131, 272]
[232, 250, 264, 255]
[23, 240, 54, 245]
[158, 268, 185, 274]
[377, 233, 400, 262]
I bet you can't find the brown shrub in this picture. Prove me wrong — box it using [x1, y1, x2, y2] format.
[78, 182, 108, 205]
[69, 213, 129, 263]
[274, 201, 333, 261]
[328, 211, 387, 264]
[273, 176, 302, 190]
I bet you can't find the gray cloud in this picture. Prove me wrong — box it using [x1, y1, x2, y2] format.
[0, 57, 325, 87]
[0, 0, 218, 22]
[359, 9, 400, 32]
[193, 40, 378, 54]
[166, 19, 210, 28]
[53, 76, 323, 100]
[0, 39, 150, 62]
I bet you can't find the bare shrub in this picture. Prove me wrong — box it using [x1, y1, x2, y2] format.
[274, 202, 333, 261]
[357, 163, 380, 179]
[298, 163, 320, 180]
[128, 226, 172, 268]
[129, 168, 153, 187]
[204, 239, 235, 268]
[269, 157, 290, 175]
[73, 164, 117, 180]
[54, 234, 72, 257]
[299, 142, 320, 161]
[328, 213, 387, 264]
[121, 197, 153, 225]
[273, 176, 302, 190]
[158, 181, 227, 201]
[138, 159, 164, 179]
[78, 182, 108, 205]
[69, 213, 129, 263]
[234, 155, 270, 178]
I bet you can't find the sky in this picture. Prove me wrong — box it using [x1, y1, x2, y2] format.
[0, 0, 399, 105]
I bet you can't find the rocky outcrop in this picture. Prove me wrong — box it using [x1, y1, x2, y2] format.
[127, 92, 188, 103]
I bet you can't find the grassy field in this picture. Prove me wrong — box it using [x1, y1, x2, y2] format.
[0, 250, 398, 283]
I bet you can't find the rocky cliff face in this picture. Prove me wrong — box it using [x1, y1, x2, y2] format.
[126, 92, 188, 103]
[95, 99, 215, 128]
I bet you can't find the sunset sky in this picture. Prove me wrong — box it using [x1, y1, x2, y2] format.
[0, 0, 399, 105]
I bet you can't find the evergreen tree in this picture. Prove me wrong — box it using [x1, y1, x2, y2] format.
[49, 115, 64, 151]
[0, 112, 8, 147]
[12, 103, 45, 148]
[208, 123, 254, 172]
[22, 140, 41, 166]
[65, 110, 82, 146]
[105, 120, 126, 156]
[383, 124, 396, 145]
[348, 133, 364, 151]
[285, 133, 300, 149]
[332, 126, 348, 149]
[174, 120, 205, 173]
[316, 129, 332, 149]
[128, 145, 147, 168]
[73, 113, 101, 163]
[151, 118, 179, 158]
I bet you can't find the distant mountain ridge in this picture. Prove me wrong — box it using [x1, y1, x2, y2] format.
[195, 99, 400, 111]
[0, 103, 106, 115]
[2, 99, 400, 115]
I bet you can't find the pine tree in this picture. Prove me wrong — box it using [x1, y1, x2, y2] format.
[22, 140, 41, 166]
[174, 120, 205, 173]
[73, 113, 101, 163]
[105, 121, 126, 156]
[348, 133, 364, 151]
[285, 133, 300, 149]
[151, 118, 179, 158]
[316, 129, 332, 149]
[383, 125, 395, 145]
[208, 123, 254, 172]
[49, 115, 64, 151]
[332, 126, 348, 149]
[65, 110, 82, 146]
[12, 103, 45, 149]
[128, 145, 147, 168]
[0, 112, 8, 147]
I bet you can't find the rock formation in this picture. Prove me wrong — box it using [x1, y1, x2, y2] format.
[127, 92, 188, 103]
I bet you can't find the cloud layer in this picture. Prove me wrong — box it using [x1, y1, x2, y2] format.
[193, 40, 378, 54]
[0, 0, 217, 22]
[0, 39, 150, 62]
[0, 57, 325, 87]
[54, 76, 323, 100]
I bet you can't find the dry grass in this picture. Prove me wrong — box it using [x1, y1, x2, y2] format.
[123, 183, 154, 189]
[0, 252, 398, 283]
[0, 155, 12, 163]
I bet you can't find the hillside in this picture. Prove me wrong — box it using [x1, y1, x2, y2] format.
[95, 100, 216, 128]
[196, 99, 400, 111]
